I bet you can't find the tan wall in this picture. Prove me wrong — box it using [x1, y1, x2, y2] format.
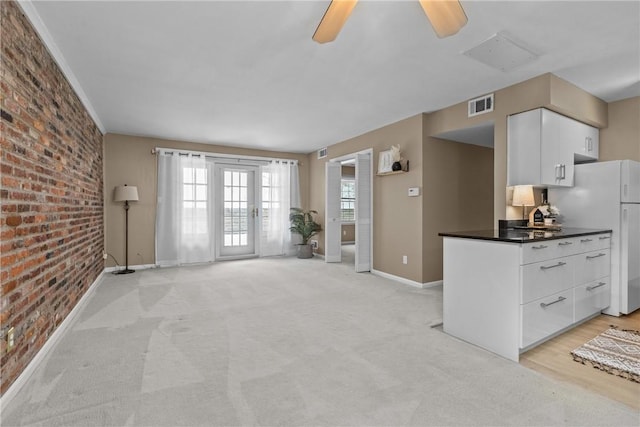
[308, 114, 424, 282]
[309, 113, 494, 284]
[421, 136, 494, 282]
[423, 73, 608, 223]
[341, 224, 355, 242]
[600, 96, 640, 161]
[104, 133, 309, 267]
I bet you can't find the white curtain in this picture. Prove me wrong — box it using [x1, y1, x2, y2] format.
[156, 152, 214, 266]
[260, 161, 301, 256]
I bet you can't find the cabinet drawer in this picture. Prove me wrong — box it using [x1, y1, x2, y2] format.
[575, 234, 610, 253]
[522, 237, 581, 264]
[521, 257, 574, 304]
[575, 249, 610, 284]
[575, 278, 611, 322]
[521, 289, 574, 348]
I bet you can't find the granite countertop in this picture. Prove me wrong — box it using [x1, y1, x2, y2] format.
[438, 227, 612, 243]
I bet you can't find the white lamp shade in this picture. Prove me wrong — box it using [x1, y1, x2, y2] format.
[512, 185, 535, 207]
[114, 185, 139, 202]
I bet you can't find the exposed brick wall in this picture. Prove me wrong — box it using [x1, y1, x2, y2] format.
[0, 1, 104, 395]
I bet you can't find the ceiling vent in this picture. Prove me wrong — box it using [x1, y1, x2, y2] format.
[317, 147, 328, 159]
[468, 93, 494, 117]
[463, 32, 539, 72]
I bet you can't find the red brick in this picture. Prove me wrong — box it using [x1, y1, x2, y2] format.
[0, 0, 103, 394]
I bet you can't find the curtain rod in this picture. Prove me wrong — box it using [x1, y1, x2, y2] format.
[151, 147, 299, 165]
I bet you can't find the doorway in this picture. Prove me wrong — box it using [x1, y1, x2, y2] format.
[325, 150, 373, 272]
[215, 164, 259, 259]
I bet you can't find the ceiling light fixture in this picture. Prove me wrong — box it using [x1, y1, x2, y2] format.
[312, 0, 467, 44]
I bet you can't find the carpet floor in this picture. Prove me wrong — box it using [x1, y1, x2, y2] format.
[2, 256, 638, 426]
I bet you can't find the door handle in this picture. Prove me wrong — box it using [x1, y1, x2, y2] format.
[558, 241, 573, 246]
[580, 238, 592, 243]
[586, 253, 606, 259]
[540, 261, 566, 270]
[586, 282, 607, 291]
[531, 245, 548, 250]
[540, 296, 566, 308]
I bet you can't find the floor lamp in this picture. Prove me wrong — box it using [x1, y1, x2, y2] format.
[114, 184, 139, 274]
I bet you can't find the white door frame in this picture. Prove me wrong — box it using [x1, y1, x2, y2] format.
[325, 149, 374, 271]
[214, 162, 261, 260]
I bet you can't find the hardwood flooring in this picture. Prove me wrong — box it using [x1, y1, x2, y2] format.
[520, 310, 640, 410]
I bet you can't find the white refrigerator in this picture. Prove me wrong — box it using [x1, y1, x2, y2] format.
[549, 160, 640, 316]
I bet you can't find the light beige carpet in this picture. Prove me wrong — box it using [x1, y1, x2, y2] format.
[2, 256, 638, 426]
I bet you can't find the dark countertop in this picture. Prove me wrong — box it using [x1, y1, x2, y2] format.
[438, 228, 612, 243]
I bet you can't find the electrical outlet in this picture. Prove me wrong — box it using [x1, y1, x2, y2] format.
[402, 255, 408, 265]
[7, 327, 15, 351]
[310, 240, 318, 250]
[102, 252, 108, 260]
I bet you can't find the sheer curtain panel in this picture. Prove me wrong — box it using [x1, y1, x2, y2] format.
[156, 152, 214, 266]
[260, 161, 300, 256]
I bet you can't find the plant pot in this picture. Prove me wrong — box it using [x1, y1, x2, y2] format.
[296, 244, 313, 259]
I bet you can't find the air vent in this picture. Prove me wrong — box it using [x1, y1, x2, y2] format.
[468, 94, 494, 117]
[318, 147, 328, 159]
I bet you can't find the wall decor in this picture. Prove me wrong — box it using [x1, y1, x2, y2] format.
[378, 150, 393, 174]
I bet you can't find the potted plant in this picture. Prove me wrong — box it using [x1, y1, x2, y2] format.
[289, 207, 322, 259]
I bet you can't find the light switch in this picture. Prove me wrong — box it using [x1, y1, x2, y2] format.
[408, 187, 420, 197]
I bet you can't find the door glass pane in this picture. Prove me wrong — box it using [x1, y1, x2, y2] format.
[223, 169, 250, 248]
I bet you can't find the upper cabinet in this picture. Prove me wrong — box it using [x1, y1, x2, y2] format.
[507, 108, 599, 187]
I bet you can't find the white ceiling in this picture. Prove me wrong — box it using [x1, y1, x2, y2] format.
[24, 0, 640, 154]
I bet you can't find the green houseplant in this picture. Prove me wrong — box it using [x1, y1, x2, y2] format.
[289, 208, 322, 259]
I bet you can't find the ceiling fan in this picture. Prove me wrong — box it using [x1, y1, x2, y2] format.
[312, 0, 468, 44]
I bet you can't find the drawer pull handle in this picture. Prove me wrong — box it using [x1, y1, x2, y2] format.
[540, 262, 566, 270]
[586, 253, 606, 259]
[599, 236, 611, 240]
[580, 238, 593, 243]
[540, 296, 567, 308]
[532, 245, 548, 250]
[587, 282, 607, 291]
[558, 242, 573, 246]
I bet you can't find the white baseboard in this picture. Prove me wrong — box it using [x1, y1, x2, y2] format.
[371, 269, 443, 289]
[312, 253, 325, 260]
[0, 270, 105, 407]
[104, 263, 157, 273]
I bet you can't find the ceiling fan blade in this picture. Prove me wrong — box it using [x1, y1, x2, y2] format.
[419, 0, 468, 38]
[312, 0, 358, 44]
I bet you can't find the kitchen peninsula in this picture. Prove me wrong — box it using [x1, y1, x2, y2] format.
[439, 227, 612, 361]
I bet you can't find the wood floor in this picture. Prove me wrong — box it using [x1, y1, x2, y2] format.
[520, 310, 640, 410]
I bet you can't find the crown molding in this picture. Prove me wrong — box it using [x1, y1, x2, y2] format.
[16, 0, 106, 133]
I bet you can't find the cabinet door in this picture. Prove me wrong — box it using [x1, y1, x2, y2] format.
[521, 289, 574, 348]
[541, 110, 574, 187]
[575, 278, 610, 322]
[572, 119, 599, 162]
[507, 110, 542, 186]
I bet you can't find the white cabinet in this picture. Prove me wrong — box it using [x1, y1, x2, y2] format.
[507, 108, 599, 187]
[442, 232, 611, 362]
[571, 119, 599, 162]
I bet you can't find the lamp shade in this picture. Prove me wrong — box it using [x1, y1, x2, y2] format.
[512, 185, 535, 207]
[114, 185, 139, 202]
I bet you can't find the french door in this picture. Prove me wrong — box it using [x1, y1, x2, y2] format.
[215, 164, 259, 259]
